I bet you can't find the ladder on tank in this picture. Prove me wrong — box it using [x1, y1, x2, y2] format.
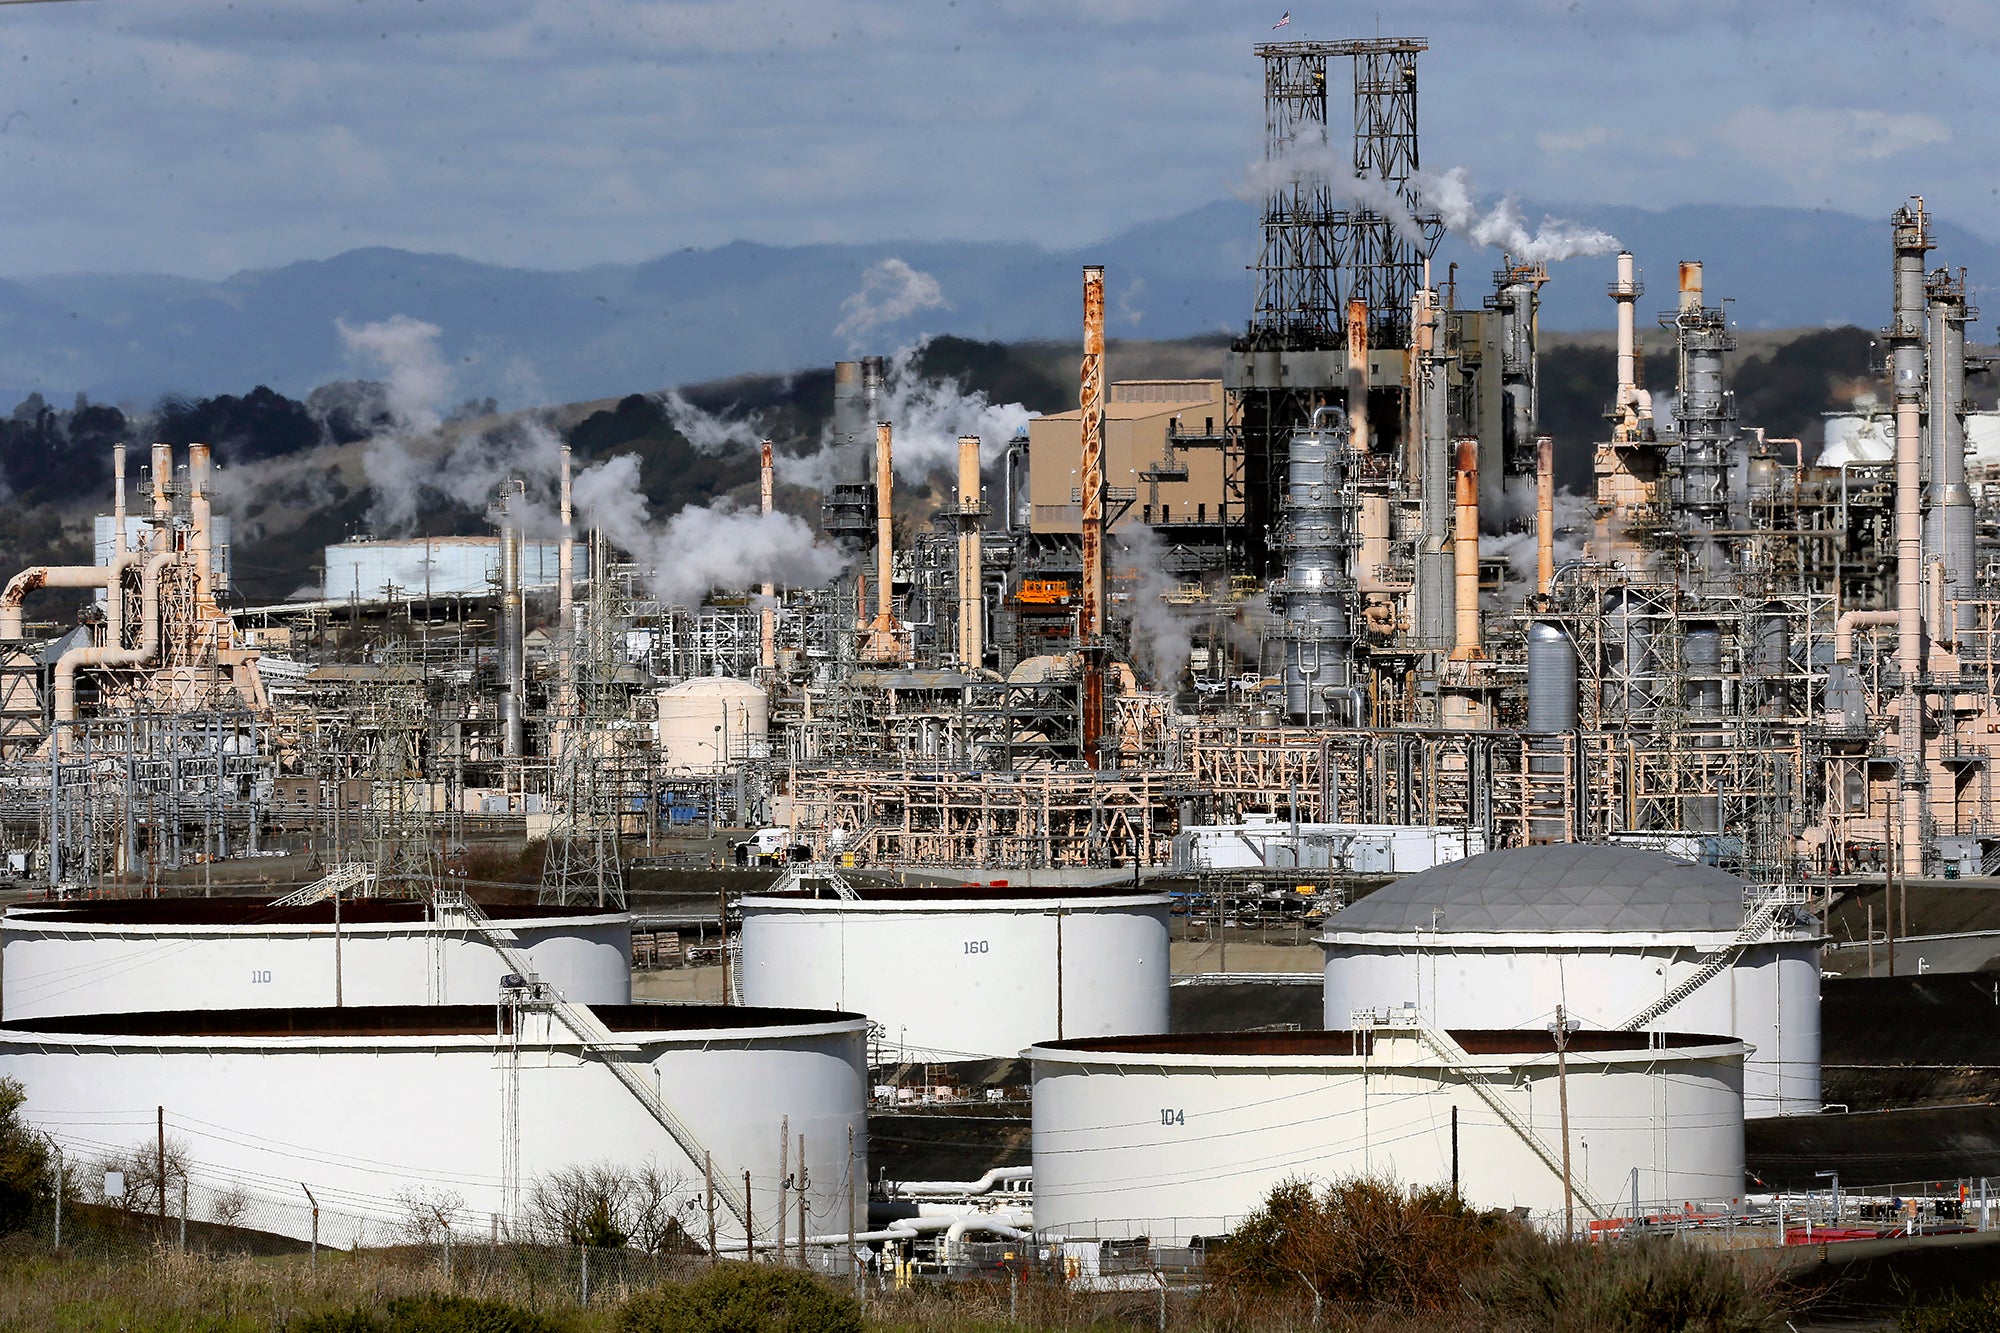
[269, 862, 375, 906]
[441, 889, 751, 1231]
[1612, 883, 1810, 1033]
[1399, 1018, 1609, 1221]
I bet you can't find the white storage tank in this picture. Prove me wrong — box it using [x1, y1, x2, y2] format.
[0, 1003, 867, 1248]
[739, 884, 1170, 1061]
[1030, 1025, 1746, 1244]
[658, 677, 769, 769]
[1, 898, 633, 1019]
[1318, 844, 1820, 1118]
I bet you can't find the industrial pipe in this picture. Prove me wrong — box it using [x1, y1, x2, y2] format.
[0, 566, 116, 640]
[1609, 252, 1651, 439]
[956, 434, 983, 669]
[1535, 435, 1555, 596]
[759, 440, 777, 676]
[54, 549, 181, 722]
[1450, 437, 1482, 661]
[1414, 286, 1454, 648]
[886, 1167, 1033, 1198]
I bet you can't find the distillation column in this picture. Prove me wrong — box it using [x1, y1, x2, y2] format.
[1280, 410, 1356, 725]
[1079, 265, 1108, 766]
[1924, 269, 1974, 636]
[1891, 200, 1933, 875]
[1412, 283, 1455, 649]
[1669, 262, 1736, 573]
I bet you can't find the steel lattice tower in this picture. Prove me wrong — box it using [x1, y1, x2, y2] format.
[1232, 38, 1441, 574]
[542, 532, 628, 909]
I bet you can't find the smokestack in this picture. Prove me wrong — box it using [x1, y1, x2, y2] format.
[1079, 266, 1107, 769]
[1535, 435, 1555, 596]
[759, 440, 777, 676]
[498, 483, 525, 758]
[112, 444, 127, 557]
[875, 422, 894, 629]
[1611, 252, 1642, 435]
[1346, 297, 1370, 455]
[1450, 437, 1482, 661]
[956, 435, 983, 670]
[1079, 266, 1107, 640]
[187, 443, 213, 607]
[1891, 200, 1932, 875]
[556, 444, 575, 717]
[1678, 260, 1703, 314]
[858, 421, 908, 665]
[150, 442, 172, 552]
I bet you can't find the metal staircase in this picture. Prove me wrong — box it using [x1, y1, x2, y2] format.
[1613, 884, 1810, 1033]
[443, 890, 750, 1230]
[1403, 1020, 1607, 1220]
[764, 864, 861, 901]
[269, 862, 375, 906]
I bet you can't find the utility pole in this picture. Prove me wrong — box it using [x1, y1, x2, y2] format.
[156, 1106, 167, 1234]
[744, 1171, 755, 1263]
[705, 1152, 718, 1261]
[1551, 1008, 1574, 1238]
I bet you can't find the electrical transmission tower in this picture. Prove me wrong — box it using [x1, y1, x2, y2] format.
[542, 533, 627, 908]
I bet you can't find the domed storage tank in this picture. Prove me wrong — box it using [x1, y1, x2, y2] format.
[2, 898, 633, 1019]
[658, 677, 769, 769]
[1319, 845, 1820, 1118]
[739, 884, 1170, 1061]
[1030, 1026, 1746, 1244]
[0, 1003, 867, 1248]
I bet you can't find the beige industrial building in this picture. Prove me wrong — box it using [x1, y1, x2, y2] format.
[1028, 380, 1228, 534]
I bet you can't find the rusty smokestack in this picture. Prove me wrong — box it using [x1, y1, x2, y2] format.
[759, 439, 777, 676]
[557, 444, 575, 715]
[875, 421, 894, 629]
[1451, 437, 1483, 661]
[1535, 435, 1555, 596]
[1346, 297, 1370, 455]
[1079, 265, 1107, 640]
[1079, 266, 1107, 769]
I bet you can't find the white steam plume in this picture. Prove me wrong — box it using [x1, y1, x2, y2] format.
[1418, 167, 1619, 264]
[1115, 525, 1197, 688]
[836, 258, 950, 345]
[1416, 165, 1616, 260]
[1236, 134, 1429, 245]
[568, 453, 845, 607]
[344, 315, 847, 608]
[659, 389, 766, 452]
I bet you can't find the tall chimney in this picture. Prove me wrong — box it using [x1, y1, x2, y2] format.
[498, 483, 525, 758]
[112, 444, 127, 556]
[875, 422, 894, 631]
[956, 434, 983, 670]
[1346, 297, 1370, 456]
[150, 442, 172, 552]
[187, 442, 213, 607]
[1611, 251, 1644, 439]
[1079, 266, 1107, 640]
[759, 440, 777, 676]
[1450, 437, 1483, 661]
[1079, 266, 1107, 769]
[557, 444, 575, 716]
[1535, 435, 1555, 596]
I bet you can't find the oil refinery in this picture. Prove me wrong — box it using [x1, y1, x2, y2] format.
[0, 32, 1996, 1286]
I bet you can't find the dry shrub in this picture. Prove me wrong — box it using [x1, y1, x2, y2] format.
[1472, 1227, 1800, 1332]
[1207, 1175, 1509, 1313]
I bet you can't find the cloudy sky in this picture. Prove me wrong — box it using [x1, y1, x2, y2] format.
[0, 0, 1986, 278]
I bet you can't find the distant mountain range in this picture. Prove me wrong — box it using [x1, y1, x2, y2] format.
[3, 199, 1993, 411]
